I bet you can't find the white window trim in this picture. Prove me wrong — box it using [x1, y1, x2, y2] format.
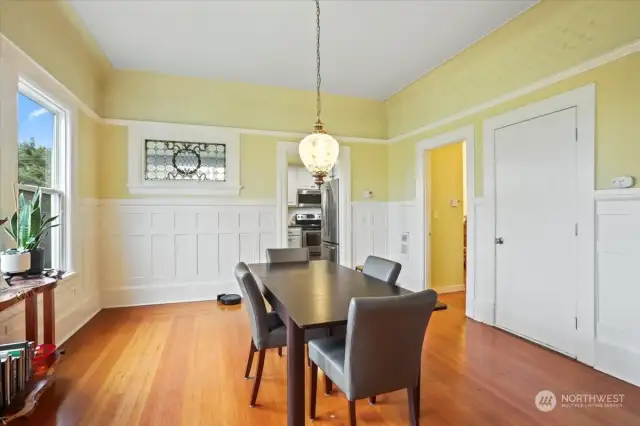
[127, 121, 242, 196]
[17, 79, 71, 272]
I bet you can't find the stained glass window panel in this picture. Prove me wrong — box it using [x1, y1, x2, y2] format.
[144, 139, 226, 182]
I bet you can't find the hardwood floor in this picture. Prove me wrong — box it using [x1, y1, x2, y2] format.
[23, 292, 640, 425]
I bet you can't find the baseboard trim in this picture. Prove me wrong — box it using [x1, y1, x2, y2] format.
[434, 285, 465, 294]
[101, 281, 241, 308]
[595, 340, 640, 387]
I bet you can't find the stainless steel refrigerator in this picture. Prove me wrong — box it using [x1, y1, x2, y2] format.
[321, 179, 339, 263]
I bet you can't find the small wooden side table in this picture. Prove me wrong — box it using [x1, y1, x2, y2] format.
[0, 277, 58, 346]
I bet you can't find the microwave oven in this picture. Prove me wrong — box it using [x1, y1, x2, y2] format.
[297, 189, 321, 207]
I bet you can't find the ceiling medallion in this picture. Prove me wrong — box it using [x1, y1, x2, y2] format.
[298, 0, 339, 187]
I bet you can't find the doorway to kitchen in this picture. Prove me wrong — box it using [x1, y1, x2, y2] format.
[416, 126, 475, 319]
[276, 141, 352, 267]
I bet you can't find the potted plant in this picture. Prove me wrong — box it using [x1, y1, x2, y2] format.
[2, 187, 59, 275]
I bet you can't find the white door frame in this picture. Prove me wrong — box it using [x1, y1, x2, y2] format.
[482, 84, 596, 365]
[276, 141, 352, 267]
[415, 125, 476, 319]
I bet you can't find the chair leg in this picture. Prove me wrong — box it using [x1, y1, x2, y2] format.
[407, 386, 419, 426]
[309, 362, 318, 419]
[249, 349, 266, 407]
[369, 396, 376, 405]
[244, 340, 256, 379]
[324, 372, 333, 395]
[278, 347, 283, 357]
[348, 400, 357, 426]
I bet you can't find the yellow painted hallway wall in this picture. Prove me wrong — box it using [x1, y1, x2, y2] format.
[428, 142, 465, 291]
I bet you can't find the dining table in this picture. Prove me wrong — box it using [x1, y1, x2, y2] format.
[247, 260, 447, 426]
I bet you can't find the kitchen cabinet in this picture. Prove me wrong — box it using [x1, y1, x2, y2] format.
[288, 227, 302, 248]
[287, 167, 298, 206]
[296, 167, 317, 190]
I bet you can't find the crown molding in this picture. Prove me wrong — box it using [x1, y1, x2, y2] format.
[388, 39, 640, 143]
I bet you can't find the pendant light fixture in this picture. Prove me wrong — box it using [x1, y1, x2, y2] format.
[298, 0, 339, 187]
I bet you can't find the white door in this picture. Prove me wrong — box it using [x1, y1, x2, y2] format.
[494, 107, 578, 356]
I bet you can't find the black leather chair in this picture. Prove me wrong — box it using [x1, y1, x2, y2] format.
[308, 290, 438, 426]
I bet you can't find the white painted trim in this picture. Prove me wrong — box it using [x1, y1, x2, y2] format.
[594, 188, 640, 201]
[98, 197, 275, 207]
[127, 186, 242, 196]
[388, 39, 640, 143]
[57, 306, 101, 346]
[104, 118, 388, 144]
[482, 83, 596, 365]
[415, 125, 476, 319]
[275, 141, 352, 266]
[435, 285, 465, 294]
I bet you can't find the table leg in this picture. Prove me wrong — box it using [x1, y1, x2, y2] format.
[24, 296, 38, 345]
[43, 289, 55, 345]
[286, 315, 305, 426]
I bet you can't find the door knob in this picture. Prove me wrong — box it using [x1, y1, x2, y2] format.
[495, 237, 504, 245]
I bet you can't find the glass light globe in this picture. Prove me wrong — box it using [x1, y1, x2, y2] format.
[299, 128, 339, 186]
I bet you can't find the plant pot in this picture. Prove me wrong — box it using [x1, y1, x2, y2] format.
[0, 252, 31, 274]
[28, 247, 45, 275]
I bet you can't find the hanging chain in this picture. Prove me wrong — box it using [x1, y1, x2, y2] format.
[315, 0, 322, 122]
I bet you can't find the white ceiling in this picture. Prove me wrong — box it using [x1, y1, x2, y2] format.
[69, 0, 536, 100]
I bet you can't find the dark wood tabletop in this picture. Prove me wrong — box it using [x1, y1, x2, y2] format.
[248, 260, 446, 329]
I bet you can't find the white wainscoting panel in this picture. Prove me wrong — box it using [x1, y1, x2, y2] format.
[474, 199, 495, 324]
[351, 202, 388, 268]
[387, 201, 421, 291]
[99, 199, 277, 307]
[594, 196, 640, 386]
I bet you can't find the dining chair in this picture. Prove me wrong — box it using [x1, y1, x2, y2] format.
[308, 289, 438, 426]
[362, 255, 402, 285]
[234, 262, 326, 407]
[266, 247, 310, 263]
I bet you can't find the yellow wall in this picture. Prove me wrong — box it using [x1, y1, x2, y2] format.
[428, 142, 465, 290]
[0, 0, 111, 113]
[388, 53, 640, 200]
[104, 70, 387, 140]
[386, 0, 640, 138]
[77, 112, 100, 198]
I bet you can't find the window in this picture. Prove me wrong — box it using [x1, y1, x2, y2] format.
[17, 81, 68, 270]
[144, 139, 227, 182]
[127, 122, 240, 196]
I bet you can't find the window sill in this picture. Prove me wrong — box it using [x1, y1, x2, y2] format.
[127, 185, 243, 196]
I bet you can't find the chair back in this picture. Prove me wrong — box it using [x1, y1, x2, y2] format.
[362, 256, 402, 285]
[343, 290, 437, 400]
[266, 248, 310, 263]
[234, 262, 270, 348]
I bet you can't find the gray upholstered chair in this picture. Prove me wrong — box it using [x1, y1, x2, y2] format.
[235, 262, 327, 406]
[308, 289, 438, 426]
[235, 262, 287, 407]
[362, 255, 402, 285]
[266, 247, 310, 263]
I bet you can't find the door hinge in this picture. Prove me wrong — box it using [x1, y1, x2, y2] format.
[575, 317, 578, 330]
[575, 223, 578, 236]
